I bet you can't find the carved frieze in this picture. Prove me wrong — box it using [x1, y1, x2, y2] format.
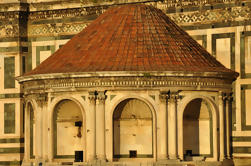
[96, 91, 107, 104]
[21, 75, 233, 95]
[29, 23, 88, 36]
[29, 6, 109, 20]
[168, 6, 250, 25]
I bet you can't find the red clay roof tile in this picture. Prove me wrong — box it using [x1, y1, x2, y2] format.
[24, 4, 236, 76]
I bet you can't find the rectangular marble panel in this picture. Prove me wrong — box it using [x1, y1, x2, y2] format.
[245, 36, 251, 73]
[4, 57, 15, 89]
[245, 89, 251, 126]
[4, 103, 15, 134]
[216, 38, 231, 69]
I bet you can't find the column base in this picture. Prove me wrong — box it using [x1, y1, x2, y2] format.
[222, 158, 234, 166]
[96, 154, 106, 161]
[91, 158, 107, 164]
[169, 154, 179, 160]
[165, 159, 180, 164]
[157, 158, 169, 164]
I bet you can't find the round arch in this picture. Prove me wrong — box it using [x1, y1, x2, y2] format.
[110, 95, 157, 161]
[49, 96, 87, 162]
[177, 94, 218, 161]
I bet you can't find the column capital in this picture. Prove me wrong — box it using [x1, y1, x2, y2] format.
[97, 91, 107, 104]
[218, 91, 225, 103]
[159, 93, 168, 103]
[224, 93, 233, 102]
[35, 93, 48, 108]
[88, 91, 96, 103]
[167, 92, 180, 103]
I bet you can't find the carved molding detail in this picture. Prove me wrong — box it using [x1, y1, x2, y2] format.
[96, 91, 107, 104]
[88, 91, 96, 104]
[29, 23, 88, 36]
[167, 92, 181, 103]
[29, 6, 109, 20]
[169, 6, 250, 25]
[22, 77, 233, 94]
[34, 93, 48, 107]
[160, 0, 238, 8]
[223, 93, 233, 102]
[159, 93, 168, 102]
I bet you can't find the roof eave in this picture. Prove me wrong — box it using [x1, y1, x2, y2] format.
[16, 70, 238, 83]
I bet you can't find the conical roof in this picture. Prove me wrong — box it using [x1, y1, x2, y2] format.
[24, 4, 237, 77]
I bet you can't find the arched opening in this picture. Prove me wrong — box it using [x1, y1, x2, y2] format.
[183, 98, 212, 161]
[27, 102, 35, 159]
[113, 98, 153, 160]
[53, 99, 84, 161]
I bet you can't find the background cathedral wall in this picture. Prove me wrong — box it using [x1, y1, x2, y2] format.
[0, 0, 251, 165]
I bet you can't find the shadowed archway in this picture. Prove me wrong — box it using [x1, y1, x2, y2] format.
[183, 98, 213, 160]
[113, 98, 153, 159]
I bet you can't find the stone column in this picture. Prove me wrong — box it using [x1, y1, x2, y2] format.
[158, 93, 168, 160]
[87, 92, 96, 161]
[23, 101, 30, 161]
[35, 93, 47, 163]
[96, 91, 106, 161]
[224, 94, 232, 159]
[167, 92, 178, 160]
[219, 92, 225, 161]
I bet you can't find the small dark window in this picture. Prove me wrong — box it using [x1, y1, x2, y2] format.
[186, 150, 192, 156]
[75, 151, 83, 162]
[129, 150, 137, 158]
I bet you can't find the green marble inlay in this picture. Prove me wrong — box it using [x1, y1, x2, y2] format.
[182, 20, 251, 31]
[110, 95, 116, 101]
[31, 16, 91, 25]
[29, 35, 73, 42]
[0, 47, 19, 53]
[4, 56, 15, 89]
[51, 97, 55, 102]
[232, 136, 251, 142]
[0, 161, 22, 166]
[30, 107, 35, 159]
[113, 154, 153, 158]
[149, 95, 155, 101]
[233, 147, 251, 153]
[232, 82, 236, 131]
[4, 103, 15, 134]
[0, 138, 24, 143]
[166, 2, 245, 14]
[0, 37, 21, 42]
[240, 31, 251, 78]
[36, 45, 56, 66]
[212, 33, 235, 70]
[54, 155, 75, 159]
[0, 93, 23, 99]
[26, 41, 32, 73]
[0, 147, 24, 154]
[241, 85, 251, 131]
[192, 35, 207, 49]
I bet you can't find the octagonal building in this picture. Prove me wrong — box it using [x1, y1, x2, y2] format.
[17, 4, 238, 166]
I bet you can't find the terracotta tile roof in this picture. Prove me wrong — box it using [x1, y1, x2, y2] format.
[24, 4, 237, 76]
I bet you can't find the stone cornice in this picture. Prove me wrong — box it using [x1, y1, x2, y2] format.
[16, 70, 238, 83]
[20, 74, 234, 95]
